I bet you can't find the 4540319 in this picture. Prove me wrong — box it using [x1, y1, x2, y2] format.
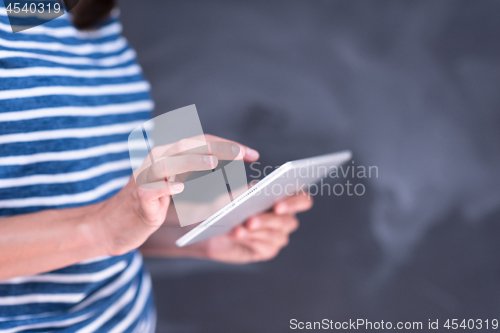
[443, 319, 498, 330]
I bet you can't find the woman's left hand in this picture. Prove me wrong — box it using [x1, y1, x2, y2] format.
[141, 193, 313, 263]
[199, 193, 313, 263]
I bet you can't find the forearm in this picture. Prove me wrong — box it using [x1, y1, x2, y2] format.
[0, 204, 106, 281]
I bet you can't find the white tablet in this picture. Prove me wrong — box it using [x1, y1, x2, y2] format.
[175, 150, 352, 247]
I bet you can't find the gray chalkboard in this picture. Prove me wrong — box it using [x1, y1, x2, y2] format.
[120, 1, 500, 332]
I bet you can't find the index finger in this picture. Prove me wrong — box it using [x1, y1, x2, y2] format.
[274, 193, 313, 215]
[204, 134, 260, 162]
[165, 141, 242, 161]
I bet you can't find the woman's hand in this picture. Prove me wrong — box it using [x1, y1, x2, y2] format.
[141, 193, 313, 263]
[199, 193, 313, 263]
[94, 135, 260, 256]
[0, 134, 259, 280]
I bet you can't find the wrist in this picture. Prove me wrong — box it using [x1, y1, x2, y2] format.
[79, 201, 110, 258]
[90, 185, 156, 257]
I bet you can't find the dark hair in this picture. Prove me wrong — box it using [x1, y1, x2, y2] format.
[63, 0, 115, 30]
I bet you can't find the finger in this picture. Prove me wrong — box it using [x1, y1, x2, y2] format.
[203, 134, 260, 162]
[238, 228, 290, 248]
[165, 141, 242, 161]
[233, 225, 289, 247]
[161, 137, 207, 157]
[246, 214, 299, 233]
[160, 154, 218, 177]
[136, 181, 184, 201]
[138, 154, 218, 184]
[248, 241, 282, 262]
[229, 232, 283, 262]
[274, 193, 313, 215]
[161, 134, 259, 162]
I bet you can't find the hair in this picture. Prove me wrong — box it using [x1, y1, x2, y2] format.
[63, 0, 115, 30]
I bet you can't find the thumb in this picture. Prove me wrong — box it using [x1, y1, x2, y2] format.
[136, 181, 184, 202]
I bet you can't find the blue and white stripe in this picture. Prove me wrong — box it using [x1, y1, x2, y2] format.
[0, 1, 155, 331]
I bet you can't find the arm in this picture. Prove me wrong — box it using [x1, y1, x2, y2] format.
[0, 204, 104, 280]
[0, 177, 177, 281]
[0, 135, 259, 280]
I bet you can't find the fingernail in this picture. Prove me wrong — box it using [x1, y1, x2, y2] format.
[172, 182, 184, 191]
[231, 144, 240, 155]
[246, 148, 259, 159]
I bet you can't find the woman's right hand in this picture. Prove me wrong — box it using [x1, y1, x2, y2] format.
[93, 135, 259, 256]
[0, 134, 258, 280]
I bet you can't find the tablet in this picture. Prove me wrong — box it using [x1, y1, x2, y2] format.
[175, 150, 352, 247]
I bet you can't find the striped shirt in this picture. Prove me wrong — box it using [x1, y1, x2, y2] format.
[0, 2, 155, 332]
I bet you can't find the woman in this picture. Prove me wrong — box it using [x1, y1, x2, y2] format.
[0, 0, 312, 331]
